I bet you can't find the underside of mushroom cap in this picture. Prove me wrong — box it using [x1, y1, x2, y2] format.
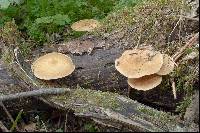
[128, 74, 162, 91]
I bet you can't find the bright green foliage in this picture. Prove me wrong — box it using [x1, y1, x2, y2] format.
[0, 0, 143, 44]
[114, 0, 143, 10]
[0, 0, 121, 43]
[0, 0, 22, 9]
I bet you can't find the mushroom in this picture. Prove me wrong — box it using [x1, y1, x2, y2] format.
[115, 49, 163, 78]
[31, 52, 75, 80]
[71, 19, 100, 32]
[156, 54, 175, 75]
[128, 74, 162, 91]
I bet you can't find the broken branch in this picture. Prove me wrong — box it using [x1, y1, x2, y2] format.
[173, 32, 199, 62]
[0, 88, 70, 102]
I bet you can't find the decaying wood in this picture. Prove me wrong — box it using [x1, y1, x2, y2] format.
[0, 0, 199, 131]
[0, 47, 197, 132]
[184, 90, 199, 124]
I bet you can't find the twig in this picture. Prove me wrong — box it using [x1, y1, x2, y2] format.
[165, 15, 199, 21]
[169, 56, 178, 67]
[179, 0, 184, 46]
[0, 102, 15, 123]
[41, 120, 48, 132]
[168, 17, 182, 43]
[0, 88, 70, 102]
[0, 102, 20, 131]
[177, 15, 199, 21]
[135, 27, 142, 49]
[64, 113, 68, 132]
[171, 79, 177, 99]
[173, 32, 199, 62]
[0, 121, 10, 132]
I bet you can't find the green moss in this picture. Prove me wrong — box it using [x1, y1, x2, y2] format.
[136, 106, 178, 131]
[0, 19, 20, 44]
[169, 54, 198, 115]
[91, 0, 194, 71]
[176, 96, 192, 115]
[1, 47, 14, 64]
[52, 87, 121, 112]
[137, 106, 174, 121]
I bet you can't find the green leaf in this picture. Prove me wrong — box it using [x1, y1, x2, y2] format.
[35, 16, 53, 24]
[52, 14, 71, 25]
[35, 14, 70, 26]
[0, 0, 11, 9]
[0, 0, 23, 9]
[10, 109, 23, 132]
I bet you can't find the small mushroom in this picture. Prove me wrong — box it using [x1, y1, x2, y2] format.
[115, 49, 163, 78]
[31, 52, 75, 80]
[128, 74, 162, 91]
[71, 19, 100, 32]
[156, 54, 175, 75]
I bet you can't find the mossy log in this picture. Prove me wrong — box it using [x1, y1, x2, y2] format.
[0, 0, 199, 131]
[0, 45, 198, 132]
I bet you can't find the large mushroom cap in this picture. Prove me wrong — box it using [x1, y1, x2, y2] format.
[31, 52, 75, 80]
[156, 54, 175, 75]
[115, 49, 163, 78]
[128, 74, 162, 91]
[71, 19, 100, 32]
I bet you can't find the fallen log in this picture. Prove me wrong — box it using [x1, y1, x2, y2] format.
[0, 45, 198, 132]
[0, 0, 199, 131]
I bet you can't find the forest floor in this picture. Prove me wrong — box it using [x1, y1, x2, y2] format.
[0, 0, 199, 132]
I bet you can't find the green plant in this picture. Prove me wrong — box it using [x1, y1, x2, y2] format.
[1, 0, 143, 44]
[84, 123, 98, 132]
[176, 96, 192, 115]
[10, 109, 23, 132]
[114, 0, 143, 10]
[0, 0, 23, 9]
[1, 0, 120, 43]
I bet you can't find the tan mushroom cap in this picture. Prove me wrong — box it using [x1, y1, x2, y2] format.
[71, 19, 100, 32]
[31, 52, 75, 80]
[122, 49, 134, 56]
[156, 54, 175, 75]
[115, 49, 163, 78]
[128, 74, 162, 91]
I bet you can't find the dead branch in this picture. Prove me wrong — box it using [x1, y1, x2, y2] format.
[0, 102, 20, 131]
[0, 88, 70, 102]
[0, 121, 9, 132]
[171, 79, 177, 99]
[173, 32, 199, 61]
